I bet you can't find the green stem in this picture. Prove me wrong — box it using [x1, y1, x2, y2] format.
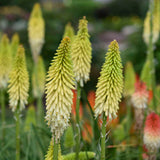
[81, 89, 97, 152]
[126, 98, 131, 160]
[75, 83, 81, 160]
[1, 90, 5, 144]
[37, 97, 44, 125]
[15, 110, 20, 160]
[100, 114, 107, 160]
[148, 0, 157, 110]
[53, 138, 59, 160]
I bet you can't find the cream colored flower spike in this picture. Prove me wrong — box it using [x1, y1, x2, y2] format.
[45, 37, 75, 142]
[143, 0, 160, 45]
[71, 16, 92, 87]
[63, 23, 75, 43]
[32, 56, 46, 98]
[28, 3, 45, 63]
[0, 34, 11, 89]
[10, 33, 19, 58]
[8, 46, 29, 112]
[94, 40, 123, 119]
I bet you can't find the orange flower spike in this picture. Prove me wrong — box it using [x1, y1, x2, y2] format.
[71, 89, 77, 117]
[148, 90, 153, 103]
[82, 121, 93, 143]
[87, 90, 95, 110]
[98, 117, 119, 129]
[71, 89, 83, 120]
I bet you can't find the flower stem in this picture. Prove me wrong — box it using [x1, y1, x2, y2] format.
[81, 89, 97, 152]
[1, 89, 5, 144]
[75, 83, 81, 160]
[15, 109, 20, 160]
[37, 97, 44, 125]
[148, 0, 157, 110]
[126, 99, 131, 160]
[101, 113, 107, 160]
[53, 138, 58, 160]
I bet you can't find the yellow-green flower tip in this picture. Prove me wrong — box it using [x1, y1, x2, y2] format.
[32, 56, 46, 98]
[94, 40, 123, 119]
[124, 61, 136, 97]
[45, 37, 75, 142]
[0, 34, 11, 89]
[10, 33, 19, 57]
[45, 139, 63, 160]
[28, 3, 45, 63]
[78, 16, 88, 33]
[143, 0, 160, 44]
[1, 34, 9, 44]
[63, 23, 75, 43]
[71, 16, 92, 87]
[152, 0, 160, 43]
[8, 45, 29, 112]
[63, 152, 95, 160]
[143, 11, 150, 45]
[30, 3, 42, 18]
[11, 33, 19, 44]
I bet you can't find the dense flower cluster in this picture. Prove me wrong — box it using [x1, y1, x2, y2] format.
[28, 3, 45, 63]
[143, 0, 160, 44]
[0, 34, 11, 89]
[144, 112, 160, 152]
[32, 56, 46, 98]
[94, 40, 123, 119]
[71, 16, 92, 87]
[8, 46, 29, 112]
[131, 78, 149, 109]
[45, 37, 75, 142]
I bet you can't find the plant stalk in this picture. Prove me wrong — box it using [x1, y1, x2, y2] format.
[75, 83, 81, 160]
[148, 0, 157, 110]
[100, 113, 107, 160]
[37, 96, 44, 125]
[81, 89, 97, 152]
[126, 98, 131, 160]
[15, 109, 20, 160]
[53, 138, 59, 160]
[1, 89, 5, 144]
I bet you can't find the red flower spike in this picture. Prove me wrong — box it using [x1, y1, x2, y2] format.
[131, 77, 149, 109]
[143, 112, 160, 152]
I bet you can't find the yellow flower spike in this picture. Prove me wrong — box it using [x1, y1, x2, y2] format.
[0, 34, 11, 89]
[45, 37, 75, 142]
[8, 45, 29, 112]
[153, 0, 160, 43]
[143, 0, 160, 44]
[71, 16, 92, 87]
[63, 23, 75, 43]
[10, 33, 19, 58]
[45, 138, 63, 160]
[143, 11, 150, 45]
[94, 40, 123, 119]
[32, 56, 46, 98]
[28, 3, 45, 63]
[124, 61, 136, 97]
